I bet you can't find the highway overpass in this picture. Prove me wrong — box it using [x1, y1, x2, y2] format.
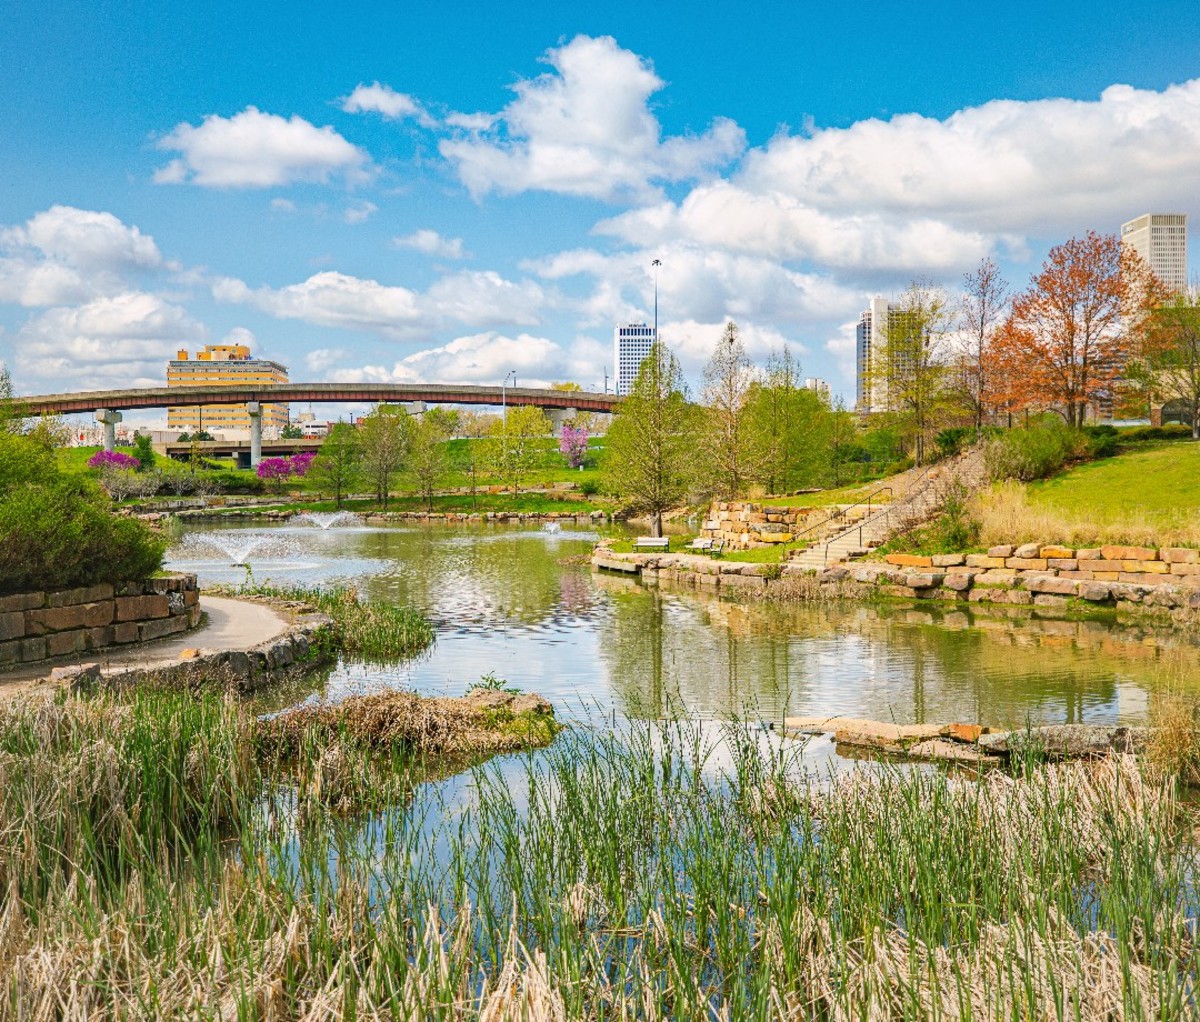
[12, 382, 619, 465]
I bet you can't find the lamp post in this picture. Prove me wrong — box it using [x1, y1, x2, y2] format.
[501, 369, 516, 426]
[651, 258, 662, 339]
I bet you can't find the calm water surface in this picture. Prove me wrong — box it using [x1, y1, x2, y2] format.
[166, 519, 1200, 732]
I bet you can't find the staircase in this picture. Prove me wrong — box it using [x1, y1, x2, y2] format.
[788, 450, 983, 571]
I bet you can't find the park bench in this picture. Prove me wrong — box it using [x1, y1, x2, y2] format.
[634, 536, 670, 552]
[686, 537, 725, 557]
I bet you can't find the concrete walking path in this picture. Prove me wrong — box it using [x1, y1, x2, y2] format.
[0, 596, 290, 698]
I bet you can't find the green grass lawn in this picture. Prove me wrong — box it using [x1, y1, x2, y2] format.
[759, 477, 897, 508]
[1027, 441, 1200, 523]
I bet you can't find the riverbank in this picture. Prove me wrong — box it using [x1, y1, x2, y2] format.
[591, 544, 1200, 627]
[0, 594, 316, 699]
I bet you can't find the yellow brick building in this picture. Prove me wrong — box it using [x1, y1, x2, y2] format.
[167, 344, 289, 435]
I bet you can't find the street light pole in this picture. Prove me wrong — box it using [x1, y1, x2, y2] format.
[652, 258, 661, 339]
[501, 369, 516, 426]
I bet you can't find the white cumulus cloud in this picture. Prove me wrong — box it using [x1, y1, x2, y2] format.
[393, 229, 467, 259]
[438, 35, 745, 202]
[331, 332, 570, 388]
[155, 107, 369, 188]
[16, 292, 206, 390]
[212, 267, 545, 339]
[342, 82, 434, 126]
[0, 206, 165, 308]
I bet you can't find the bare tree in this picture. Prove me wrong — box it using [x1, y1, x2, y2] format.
[701, 321, 759, 498]
[957, 257, 1009, 432]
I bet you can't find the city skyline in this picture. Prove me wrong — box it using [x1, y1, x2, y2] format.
[3, 2, 1200, 414]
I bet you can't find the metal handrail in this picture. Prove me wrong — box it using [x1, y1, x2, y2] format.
[818, 462, 943, 565]
[783, 483, 895, 552]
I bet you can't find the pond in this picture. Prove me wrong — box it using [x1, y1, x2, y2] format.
[167, 517, 1198, 733]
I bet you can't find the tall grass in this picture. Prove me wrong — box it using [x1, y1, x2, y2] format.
[0, 691, 1195, 1019]
[234, 582, 437, 663]
[975, 481, 1200, 547]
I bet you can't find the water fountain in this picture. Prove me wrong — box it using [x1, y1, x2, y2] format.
[175, 532, 304, 567]
[542, 522, 562, 535]
[296, 511, 360, 530]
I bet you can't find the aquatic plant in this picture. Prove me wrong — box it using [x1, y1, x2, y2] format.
[0, 692, 1193, 1019]
[233, 582, 437, 663]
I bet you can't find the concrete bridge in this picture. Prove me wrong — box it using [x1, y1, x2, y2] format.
[14, 383, 619, 465]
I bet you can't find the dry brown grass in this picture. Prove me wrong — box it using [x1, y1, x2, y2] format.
[974, 481, 1200, 548]
[257, 688, 560, 759]
[1148, 692, 1200, 786]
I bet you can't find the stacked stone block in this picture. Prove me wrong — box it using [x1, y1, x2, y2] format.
[0, 573, 200, 668]
[702, 501, 873, 550]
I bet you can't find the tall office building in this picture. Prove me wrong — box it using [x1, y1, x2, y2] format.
[855, 297, 892, 413]
[167, 343, 290, 435]
[613, 322, 657, 395]
[1121, 213, 1188, 293]
[855, 297, 924, 414]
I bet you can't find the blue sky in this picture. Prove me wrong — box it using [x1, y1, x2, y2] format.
[3, 0, 1200, 417]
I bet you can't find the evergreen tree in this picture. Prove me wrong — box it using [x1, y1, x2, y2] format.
[602, 342, 695, 537]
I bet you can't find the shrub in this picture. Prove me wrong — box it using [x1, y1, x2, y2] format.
[578, 479, 600, 497]
[0, 473, 165, 594]
[1082, 424, 1119, 459]
[1120, 423, 1193, 443]
[131, 433, 156, 471]
[934, 427, 972, 460]
[982, 417, 1089, 482]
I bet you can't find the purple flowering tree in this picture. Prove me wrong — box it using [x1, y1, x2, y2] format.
[256, 456, 294, 493]
[559, 424, 589, 469]
[87, 450, 140, 471]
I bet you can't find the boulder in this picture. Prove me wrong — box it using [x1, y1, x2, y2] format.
[978, 725, 1150, 758]
[987, 545, 1015, 558]
[464, 688, 515, 710]
[510, 693, 554, 715]
[1013, 543, 1041, 558]
[906, 739, 999, 765]
[50, 662, 101, 693]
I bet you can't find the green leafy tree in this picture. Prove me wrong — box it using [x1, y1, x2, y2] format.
[407, 415, 451, 511]
[700, 322, 759, 498]
[484, 405, 550, 495]
[357, 406, 411, 510]
[827, 397, 860, 486]
[603, 342, 695, 537]
[132, 432, 156, 471]
[872, 281, 958, 466]
[281, 423, 304, 439]
[744, 347, 835, 492]
[1141, 290, 1200, 438]
[308, 423, 360, 508]
[424, 406, 460, 437]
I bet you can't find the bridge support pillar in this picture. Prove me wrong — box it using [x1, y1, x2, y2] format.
[95, 409, 122, 452]
[546, 407, 577, 437]
[246, 402, 262, 467]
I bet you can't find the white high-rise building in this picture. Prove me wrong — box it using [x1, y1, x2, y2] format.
[803, 378, 830, 401]
[1121, 213, 1188, 293]
[855, 297, 892, 413]
[613, 322, 657, 395]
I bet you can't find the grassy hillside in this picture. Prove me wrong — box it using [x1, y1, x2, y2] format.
[975, 441, 1200, 547]
[1027, 441, 1200, 522]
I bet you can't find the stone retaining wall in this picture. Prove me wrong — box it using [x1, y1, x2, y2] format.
[167, 508, 608, 525]
[871, 542, 1200, 610]
[0, 574, 201, 669]
[592, 542, 1200, 620]
[99, 610, 335, 694]
[701, 501, 874, 550]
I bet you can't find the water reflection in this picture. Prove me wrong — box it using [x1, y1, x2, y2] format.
[168, 521, 1200, 729]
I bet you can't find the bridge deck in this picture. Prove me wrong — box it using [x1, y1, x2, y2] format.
[13, 383, 619, 417]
